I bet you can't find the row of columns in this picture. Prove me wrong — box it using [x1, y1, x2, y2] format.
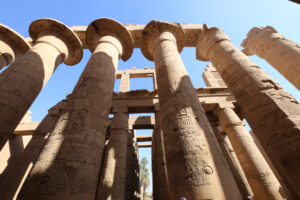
[0, 18, 299, 199]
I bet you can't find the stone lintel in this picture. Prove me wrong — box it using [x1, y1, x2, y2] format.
[69, 24, 204, 49]
[116, 67, 155, 79]
[137, 142, 152, 148]
[136, 134, 152, 142]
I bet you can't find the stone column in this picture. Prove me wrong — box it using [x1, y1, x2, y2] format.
[141, 20, 242, 200]
[17, 18, 133, 200]
[152, 113, 170, 200]
[216, 104, 286, 200]
[196, 25, 300, 198]
[119, 71, 130, 92]
[0, 18, 83, 150]
[210, 119, 253, 199]
[241, 26, 300, 90]
[0, 99, 67, 200]
[97, 108, 129, 200]
[0, 24, 31, 70]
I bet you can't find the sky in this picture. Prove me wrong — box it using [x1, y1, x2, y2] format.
[1, 0, 300, 194]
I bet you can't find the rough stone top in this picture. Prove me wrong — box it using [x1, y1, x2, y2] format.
[29, 18, 83, 65]
[196, 25, 230, 61]
[141, 20, 185, 61]
[241, 26, 278, 55]
[0, 24, 31, 54]
[86, 18, 134, 61]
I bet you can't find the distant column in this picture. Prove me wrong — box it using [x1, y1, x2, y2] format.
[0, 19, 83, 151]
[216, 104, 286, 200]
[209, 118, 253, 199]
[97, 108, 129, 200]
[152, 113, 170, 200]
[141, 20, 242, 199]
[196, 25, 300, 198]
[119, 71, 130, 92]
[17, 18, 133, 200]
[242, 26, 300, 90]
[0, 24, 31, 69]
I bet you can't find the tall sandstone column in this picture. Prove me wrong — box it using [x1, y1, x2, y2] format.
[0, 18, 83, 150]
[216, 104, 286, 200]
[17, 18, 133, 200]
[196, 25, 300, 198]
[152, 113, 170, 200]
[97, 108, 129, 200]
[241, 26, 300, 90]
[141, 20, 242, 200]
[0, 24, 31, 69]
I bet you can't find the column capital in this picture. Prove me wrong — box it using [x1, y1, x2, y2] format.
[29, 18, 83, 65]
[196, 25, 230, 61]
[0, 24, 31, 55]
[141, 20, 184, 61]
[86, 18, 134, 61]
[241, 26, 278, 56]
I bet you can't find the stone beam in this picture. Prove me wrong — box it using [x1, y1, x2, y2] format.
[116, 67, 155, 79]
[70, 24, 204, 49]
[137, 142, 152, 148]
[136, 135, 152, 142]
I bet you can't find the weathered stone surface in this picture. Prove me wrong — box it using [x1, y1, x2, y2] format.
[17, 18, 133, 200]
[196, 25, 300, 198]
[0, 100, 66, 200]
[0, 18, 83, 151]
[216, 106, 286, 200]
[0, 24, 31, 69]
[141, 20, 242, 199]
[97, 111, 129, 200]
[152, 113, 170, 200]
[242, 26, 300, 90]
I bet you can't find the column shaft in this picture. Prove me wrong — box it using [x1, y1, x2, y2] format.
[242, 26, 300, 89]
[196, 26, 300, 198]
[152, 114, 170, 200]
[97, 112, 128, 200]
[17, 18, 131, 200]
[217, 107, 286, 199]
[211, 124, 253, 199]
[141, 21, 242, 199]
[0, 100, 66, 200]
[119, 72, 130, 92]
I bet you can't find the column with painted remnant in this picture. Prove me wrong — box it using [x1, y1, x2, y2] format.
[0, 99, 67, 200]
[141, 20, 242, 199]
[152, 113, 170, 200]
[17, 18, 133, 200]
[97, 107, 129, 200]
[0, 18, 83, 150]
[0, 24, 31, 69]
[242, 26, 300, 90]
[216, 104, 286, 200]
[196, 25, 300, 198]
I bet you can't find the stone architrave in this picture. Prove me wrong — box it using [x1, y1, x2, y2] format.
[216, 104, 286, 200]
[97, 108, 129, 200]
[210, 122, 254, 199]
[0, 100, 67, 200]
[0, 24, 31, 69]
[152, 113, 170, 200]
[196, 25, 300, 198]
[0, 18, 83, 151]
[141, 20, 242, 200]
[17, 18, 133, 200]
[241, 26, 300, 90]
